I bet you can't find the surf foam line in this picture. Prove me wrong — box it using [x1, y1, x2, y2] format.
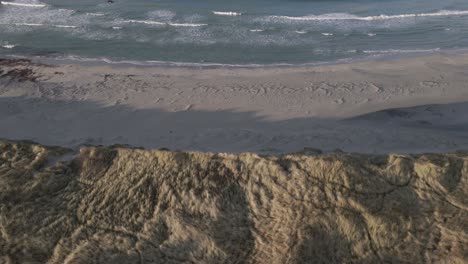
[11, 23, 43, 26]
[1, 23, 77, 28]
[212, 11, 242, 16]
[36, 54, 312, 68]
[0, 1, 46, 7]
[0, 41, 15, 49]
[122, 20, 207, 27]
[54, 25, 77, 28]
[13, 47, 452, 69]
[269, 10, 468, 21]
[363, 48, 441, 54]
[86, 13, 105, 16]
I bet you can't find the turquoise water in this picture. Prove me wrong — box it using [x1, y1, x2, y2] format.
[1, 0, 468, 65]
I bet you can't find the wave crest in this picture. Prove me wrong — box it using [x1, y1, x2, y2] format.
[269, 10, 468, 22]
[363, 48, 441, 54]
[213, 11, 242, 16]
[0, 1, 46, 7]
[122, 20, 207, 27]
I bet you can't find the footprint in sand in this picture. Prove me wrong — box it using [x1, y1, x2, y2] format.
[333, 98, 345, 104]
[368, 83, 382, 93]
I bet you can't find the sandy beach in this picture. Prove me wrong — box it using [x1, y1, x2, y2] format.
[1, 52, 468, 153]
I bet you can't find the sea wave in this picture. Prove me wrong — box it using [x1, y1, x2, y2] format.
[169, 22, 207, 27]
[1, 23, 78, 29]
[148, 10, 176, 20]
[7, 47, 452, 69]
[0, 1, 46, 7]
[54, 25, 77, 28]
[0, 3, 87, 31]
[44, 55, 270, 68]
[32, 54, 311, 68]
[122, 20, 165, 25]
[0, 41, 15, 48]
[269, 10, 468, 22]
[212, 11, 242, 16]
[11, 23, 43, 26]
[363, 48, 441, 54]
[122, 20, 207, 27]
[86, 12, 105, 16]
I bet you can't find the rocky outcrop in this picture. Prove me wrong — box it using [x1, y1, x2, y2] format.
[0, 139, 467, 263]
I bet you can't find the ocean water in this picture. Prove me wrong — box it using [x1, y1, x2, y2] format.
[1, 0, 468, 66]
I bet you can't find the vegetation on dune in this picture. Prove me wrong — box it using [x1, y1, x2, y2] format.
[0, 139, 467, 263]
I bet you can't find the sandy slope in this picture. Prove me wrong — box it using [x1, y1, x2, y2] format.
[1, 53, 468, 153]
[0, 139, 467, 263]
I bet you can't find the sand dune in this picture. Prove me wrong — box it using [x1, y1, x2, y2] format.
[1, 54, 468, 262]
[0, 139, 467, 263]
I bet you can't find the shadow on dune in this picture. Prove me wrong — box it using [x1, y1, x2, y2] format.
[1, 96, 468, 153]
[1, 139, 466, 263]
[347, 101, 468, 129]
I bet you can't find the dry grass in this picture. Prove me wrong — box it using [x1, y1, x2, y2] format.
[0, 139, 467, 263]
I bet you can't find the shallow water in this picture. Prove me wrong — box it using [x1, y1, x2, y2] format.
[1, 0, 468, 65]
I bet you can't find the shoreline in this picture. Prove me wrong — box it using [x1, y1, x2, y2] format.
[1, 52, 468, 154]
[4, 47, 468, 70]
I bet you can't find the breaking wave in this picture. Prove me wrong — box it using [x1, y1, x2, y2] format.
[122, 20, 207, 27]
[0, 1, 46, 8]
[269, 10, 468, 22]
[213, 11, 242, 16]
[363, 48, 441, 54]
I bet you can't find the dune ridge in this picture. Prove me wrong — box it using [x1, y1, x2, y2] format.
[0, 139, 467, 263]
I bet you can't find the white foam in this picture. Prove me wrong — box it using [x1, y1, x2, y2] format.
[250, 29, 264, 32]
[269, 10, 468, 22]
[50, 55, 279, 68]
[112, 26, 122, 30]
[22, 47, 453, 69]
[0, 1, 45, 7]
[1, 39, 16, 49]
[123, 20, 207, 27]
[0, 4, 88, 32]
[367, 33, 377, 37]
[12, 23, 43, 26]
[321, 33, 333, 36]
[4, 23, 78, 28]
[168, 22, 207, 27]
[213, 11, 242, 16]
[363, 48, 441, 54]
[1, 44, 15, 48]
[295, 30, 307, 34]
[54, 25, 77, 28]
[123, 20, 165, 25]
[86, 12, 105, 16]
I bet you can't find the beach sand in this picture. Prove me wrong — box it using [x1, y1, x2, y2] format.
[1, 52, 468, 153]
